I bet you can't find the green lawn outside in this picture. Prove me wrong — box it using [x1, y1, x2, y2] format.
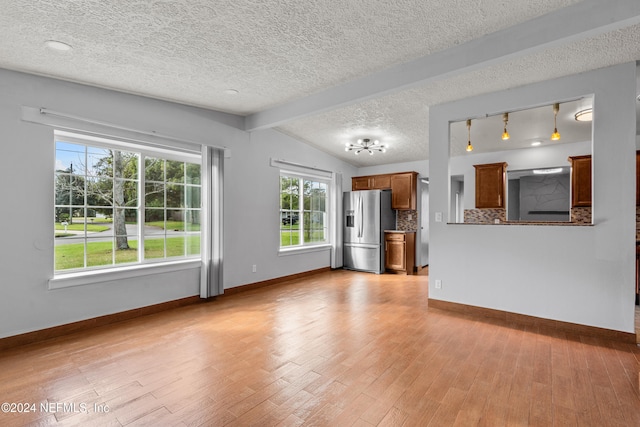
[146, 220, 201, 231]
[55, 223, 110, 232]
[280, 229, 325, 247]
[55, 236, 201, 270]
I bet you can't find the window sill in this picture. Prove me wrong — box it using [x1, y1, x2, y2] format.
[278, 244, 332, 257]
[49, 259, 201, 290]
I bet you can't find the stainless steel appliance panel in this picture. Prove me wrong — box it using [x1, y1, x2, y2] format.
[358, 190, 381, 245]
[343, 243, 381, 274]
[343, 191, 359, 245]
[343, 190, 394, 274]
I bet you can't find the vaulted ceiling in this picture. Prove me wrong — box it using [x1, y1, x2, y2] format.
[1, 1, 639, 167]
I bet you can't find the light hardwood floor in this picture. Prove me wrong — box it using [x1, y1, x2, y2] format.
[1, 270, 639, 426]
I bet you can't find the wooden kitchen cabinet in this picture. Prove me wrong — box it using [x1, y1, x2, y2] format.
[352, 176, 373, 191]
[351, 174, 392, 191]
[352, 172, 418, 210]
[568, 155, 592, 207]
[384, 232, 415, 274]
[474, 162, 507, 209]
[373, 174, 391, 189]
[390, 172, 418, 210]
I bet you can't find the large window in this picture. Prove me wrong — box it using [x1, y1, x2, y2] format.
[279, 174, 328, 248]
[54, 132, 201, 273]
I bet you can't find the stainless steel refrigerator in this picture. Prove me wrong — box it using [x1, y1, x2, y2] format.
[343, 190, 395, 274]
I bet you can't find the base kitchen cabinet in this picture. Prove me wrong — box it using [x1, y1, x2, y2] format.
[384, 231, 415, 275]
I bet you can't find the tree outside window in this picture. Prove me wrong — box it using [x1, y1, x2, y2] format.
[280, 174, 328, 248]
[54, 137, 201, 272]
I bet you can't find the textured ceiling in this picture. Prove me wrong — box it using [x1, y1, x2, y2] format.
[280, 23, 640, 165]
[0, 0, 638, 167]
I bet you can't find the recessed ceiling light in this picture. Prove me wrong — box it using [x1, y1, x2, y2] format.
[224, 89, 239, 95]
[45, 40, 72, 51]
[531, 141, 542, 147]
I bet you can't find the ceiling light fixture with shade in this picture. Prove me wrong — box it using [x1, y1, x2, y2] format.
[574, 108, 592, 122]
[45, 40, 72, 51]
[501, 112, 510, 140]
[466, 119, 473, 152]
[550, 103, 561, 141]
[345, 138, 386, 155]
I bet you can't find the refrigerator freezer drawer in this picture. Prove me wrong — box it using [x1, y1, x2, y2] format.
[344, 243, 383, 274]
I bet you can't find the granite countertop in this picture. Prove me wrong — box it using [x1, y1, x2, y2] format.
[384, 229, 417, 233]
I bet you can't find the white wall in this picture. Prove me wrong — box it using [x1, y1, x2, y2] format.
[0, 69, 357, 338]
[357, 159, 427, 178]
[223, 128, 357, 288]
[429, 63, 637, 333]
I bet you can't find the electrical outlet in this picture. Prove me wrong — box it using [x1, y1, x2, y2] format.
[434, 279, 442, 289]
[435, 212, 443, 222]
[252, 264, 257, 273]
[408, 214, 412, 220]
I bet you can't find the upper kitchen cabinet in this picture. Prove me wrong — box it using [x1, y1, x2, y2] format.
[351, 174, 392, 191]
[390, 172, 418, 210]
[352, 176, 374, 191]
[373, 174, 392, 190]
[474, 162, 507, 209]
[568, 155, 592, 207]
[351, 172, 418, 210]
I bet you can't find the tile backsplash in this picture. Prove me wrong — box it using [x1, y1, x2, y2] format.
[396, 210, 418, 231]
[464, 208, 506, 224]
[637, 206, 640, 241]
[570, 207, 592, 224]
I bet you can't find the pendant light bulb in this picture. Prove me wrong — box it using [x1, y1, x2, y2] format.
[501, 113, 510, 140]
[551, 103, 561, 141]
[466, 119, 473, 152]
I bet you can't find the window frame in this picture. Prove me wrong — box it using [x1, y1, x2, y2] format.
[278, 171, 331, 253]
[51, 131, 203, 287]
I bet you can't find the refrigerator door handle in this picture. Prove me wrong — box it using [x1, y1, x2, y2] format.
[358, 195, 364, 238]
[354, 194, 359, 238]
[355, 194, 360, 238]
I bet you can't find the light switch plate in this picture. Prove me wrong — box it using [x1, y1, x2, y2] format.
[435, 212, 443, 222]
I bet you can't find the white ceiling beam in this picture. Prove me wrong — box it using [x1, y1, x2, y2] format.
[245, 0, 640, 131]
